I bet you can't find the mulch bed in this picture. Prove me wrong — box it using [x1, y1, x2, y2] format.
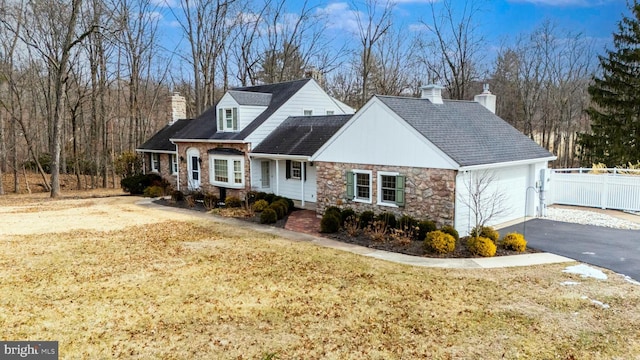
[153, 198, 538, 258]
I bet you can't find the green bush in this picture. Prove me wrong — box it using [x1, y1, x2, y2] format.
[320, 212, 341, 233]
[398, 215, 417, 230]
[467, 236, 497, 257]
[143, 185, 165, 198]
[120, 173, 163, 195]
[440, 225, 459, 241]
[359, 211, 375, 228]
[264, 193, 275, 204]
[269, 202, 286, 219]
[502, 232, 527, 252]
[225, 196, 242, 208]
[260, 208, 278, 224]
[340, 208, 356, 226]
[470, 226, 499, 243]
[253, 199, 269, 212]
[273, 199, 290, 214]
[425, 230, 456, 254]
[171, 190, 184, 202]
[254, 192, 268, 201]
[376, 212, 397, 229]
[325, 206, 342, 218]
[416, 220, 437, 240]
[282, 197, 295, 211]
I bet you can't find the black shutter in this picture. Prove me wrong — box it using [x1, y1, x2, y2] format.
[286, 160, 291, 179]
[304, 163, 307, 181]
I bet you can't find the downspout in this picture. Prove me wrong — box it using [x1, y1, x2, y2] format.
[301, 161, 306, 207]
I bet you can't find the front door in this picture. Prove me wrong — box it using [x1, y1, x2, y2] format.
[187, 148, 200, 190]
[261, 161, 270, 188]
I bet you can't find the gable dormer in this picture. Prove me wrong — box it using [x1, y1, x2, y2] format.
[216, 90, 272, 132]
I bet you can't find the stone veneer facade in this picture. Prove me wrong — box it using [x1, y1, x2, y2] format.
[316, 162, 456, 227]
[144, 152, 178, 189]
[175, 141, 252, 200]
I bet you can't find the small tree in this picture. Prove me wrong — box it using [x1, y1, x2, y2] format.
[115, 151, 142, 178]
[457, 170, 510, 236]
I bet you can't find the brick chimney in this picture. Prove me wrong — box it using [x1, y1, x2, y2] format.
[169, 92, 186, 124]
[474, 84, 496, 114]
[420, 84, 444, 104]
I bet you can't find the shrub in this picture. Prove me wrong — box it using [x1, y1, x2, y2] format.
[225, 196, 242, 208]
[440, 225, 459, 241]
[340, 208, 356, 226]
[376, 212, 397, 229]
[273, 199, 290, 214]
[191, 191, 205, 201]
[366, 220, 389, 243]
[467, 236, 497, 257]
[269, 202, 286, 219]
[185, 195, 196, 208]
[359, 211, 375, 228]
[120, 173, 163, 195]
[143, 185, 165, 198]
[170, 190, 184, 203]
[254, 192, 268, 201]
[425, 230, 456, 254]
[416, 220, 437, 240]
[470, 226, 499, 243]
[343, 214, 360, 236]
[398, 215, 417, 230]
[203, 193, 219, 210]
[320, 212, 341, 233]
[502, 232, 527, 252]
[260, 208, 278, 224]
[264, 193, 275, 204]
[325, 206, 342, 218]
[282, 197, 295, 211]
[253, 199, 269, 212]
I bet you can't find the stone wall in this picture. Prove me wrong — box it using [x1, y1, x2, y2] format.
[316, 162, 456, 227]
[143, 152, 177, 189]
[175, 142, 251, 200]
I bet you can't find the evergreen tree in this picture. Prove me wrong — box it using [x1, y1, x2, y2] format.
[578, 1, 640, 166]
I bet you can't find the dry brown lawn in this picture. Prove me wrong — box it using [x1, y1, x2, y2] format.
[1, 194, 639, 359]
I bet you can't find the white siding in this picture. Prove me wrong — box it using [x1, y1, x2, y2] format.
[314, 100, 457, 169]
[246, 81, 355, 147]
[249, 159, 317, 202]
[217, 94, 267, 132]
[454, 163, 544, 236]
[250, 158, 274, 193]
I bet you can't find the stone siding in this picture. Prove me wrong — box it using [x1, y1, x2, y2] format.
[143, 152, 177, 189]
[175, 142, 252, 200]
[316, 162, 456, 227]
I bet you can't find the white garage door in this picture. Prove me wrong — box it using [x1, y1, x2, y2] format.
[455, 165, 531, 236]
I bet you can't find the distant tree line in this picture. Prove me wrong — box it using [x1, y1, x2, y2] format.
[0, 0, 634, 196]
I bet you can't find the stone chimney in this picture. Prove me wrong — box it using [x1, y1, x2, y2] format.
[420, 84, 444, 104]
[474, 84, 496, 114]
[169, 92, 186, 124]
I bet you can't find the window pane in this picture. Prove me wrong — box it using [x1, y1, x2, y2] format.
[225, 109, 233, 128]
[356, 173, 370, 200]
[291, 161, 302, 179]
[233, 160, 242, 184]
[214, 159, 228, 182]
[381, 175, 396, 202]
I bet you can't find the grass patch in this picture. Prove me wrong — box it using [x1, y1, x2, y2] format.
[0, 197, 639, 358]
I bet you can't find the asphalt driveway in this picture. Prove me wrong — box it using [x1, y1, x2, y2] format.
[500, 219, 640, 282]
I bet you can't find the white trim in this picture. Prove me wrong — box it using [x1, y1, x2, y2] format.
[458, 156, 557, 171]
[303, 108, 313, 116]
[170, 138, 247, 144]
[209, 154, 245, 189]
[150, 153, 160, 173]
[353, 169, 373, 204]
[170, 154, 178, 175]
[290, 160, 302, 180]
[135, 149, 176, 154]
[377, 171, 400, 207]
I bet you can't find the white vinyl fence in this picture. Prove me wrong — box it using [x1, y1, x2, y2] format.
[548, 168, 640, 212]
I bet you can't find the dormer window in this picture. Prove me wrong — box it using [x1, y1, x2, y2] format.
[218, 107, 238, 131]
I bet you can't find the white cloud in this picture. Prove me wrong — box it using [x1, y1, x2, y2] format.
[150, 0, 179, 8]
[408, 22, 430, 32]
[315, 2, 361, 34]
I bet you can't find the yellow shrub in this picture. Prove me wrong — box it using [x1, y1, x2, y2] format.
[470, 226, 499, 242]
[467, 236, 497, 257]
[502, 232, 527, 252]
[425, 230, 456, 254]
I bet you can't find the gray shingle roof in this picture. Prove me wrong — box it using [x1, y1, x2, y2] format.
[173, 79, 312, 141]
[252, 115, 353, 157]
[377, 96, 554, 167]
[228, 90, 272, 106]
[137, 119, 192, 152]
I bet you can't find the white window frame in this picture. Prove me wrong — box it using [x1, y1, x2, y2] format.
[291, 161, 302, 180]
[170, 154, 178, 175]
[209, 155, 245, 189]
[218, 107, 239, 132]
[377, 171, 399, 207]
[303, 109, 313, 116]
[353, 170, 372, 204]
[326, 110, 335, 115]
[150, 153, 160, 172]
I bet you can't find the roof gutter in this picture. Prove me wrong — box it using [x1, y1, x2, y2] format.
[135, 149, 177, 154]
[169, 138, 248, 144]
[458, 156, 557, 171]
[249, 153, 310, 161]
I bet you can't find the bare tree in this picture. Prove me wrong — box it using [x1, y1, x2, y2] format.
[416, 0, 486, 100]
[457, 170, 510, 234]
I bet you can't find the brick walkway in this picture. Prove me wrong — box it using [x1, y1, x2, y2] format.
[285, 210, 321, 236]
